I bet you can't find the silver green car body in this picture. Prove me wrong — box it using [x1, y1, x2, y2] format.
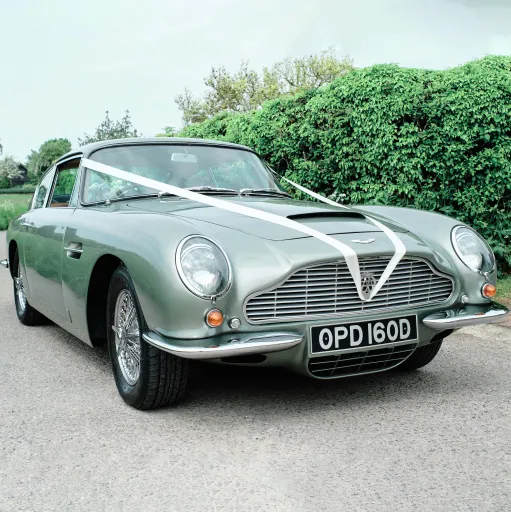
[4, 138, 508, 379]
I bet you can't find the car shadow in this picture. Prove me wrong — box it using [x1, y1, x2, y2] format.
[34, 321, 496, 415]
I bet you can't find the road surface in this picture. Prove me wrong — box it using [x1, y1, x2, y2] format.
[0, 232, 510, 511]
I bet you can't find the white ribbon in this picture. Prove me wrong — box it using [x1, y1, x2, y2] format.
[81, 158, 406, 301]
[283, 177, 406, 299]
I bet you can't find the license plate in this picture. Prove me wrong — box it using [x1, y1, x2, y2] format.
[310, 315, 418, 354]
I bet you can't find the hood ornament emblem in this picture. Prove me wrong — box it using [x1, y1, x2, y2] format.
[351, 238, 375, 244]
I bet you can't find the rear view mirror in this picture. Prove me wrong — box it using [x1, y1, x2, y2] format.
[171, 153, 198, 163]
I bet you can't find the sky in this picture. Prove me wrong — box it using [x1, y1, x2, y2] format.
[1, 0, 510, 161]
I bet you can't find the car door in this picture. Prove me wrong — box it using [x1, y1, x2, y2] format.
[23, 156, 81, 321]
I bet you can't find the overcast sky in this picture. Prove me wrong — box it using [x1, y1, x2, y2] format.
[1, 0, 510, 161]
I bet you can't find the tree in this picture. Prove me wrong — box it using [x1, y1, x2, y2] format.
[79, 110, 140, 145]
[156, 126, 178, 137]
[175, 48, 354, 124]
[26, 138, 72, 180]
[0, 155, 23, 185]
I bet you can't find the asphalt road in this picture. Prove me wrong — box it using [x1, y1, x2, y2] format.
[1, 232, 510, 512]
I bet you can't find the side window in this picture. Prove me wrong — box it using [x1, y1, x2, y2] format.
[33, 169, 56, 209]
[49, 159, 80, 208]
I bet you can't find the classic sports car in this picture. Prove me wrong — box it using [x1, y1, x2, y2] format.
[2, 138, 508, 409]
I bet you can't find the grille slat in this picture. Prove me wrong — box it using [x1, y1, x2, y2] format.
[247, 283, 452, 306]
[245, 257, 454, 323]
[308, 343, 418, 377]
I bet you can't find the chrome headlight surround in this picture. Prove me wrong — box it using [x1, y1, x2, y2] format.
[451, 225, 495, 274]
[176, 235, 232, 300]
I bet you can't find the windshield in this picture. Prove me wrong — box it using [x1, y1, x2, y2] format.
[82, 144, 285, 203]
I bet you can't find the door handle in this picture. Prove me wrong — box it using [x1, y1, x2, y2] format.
[64, 242, 83, 259]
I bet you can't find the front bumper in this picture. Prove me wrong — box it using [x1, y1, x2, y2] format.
[143, 331, 303, 360]
[423, 302, 509, 330]
[144, 301, 508, 361]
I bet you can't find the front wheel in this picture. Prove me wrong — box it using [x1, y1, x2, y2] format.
[393, 339, 443, 371]
[106, 266, 189, 409]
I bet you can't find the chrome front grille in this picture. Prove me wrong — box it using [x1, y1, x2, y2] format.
[244, 257, 454, 324]
[308, 343, 418, 378]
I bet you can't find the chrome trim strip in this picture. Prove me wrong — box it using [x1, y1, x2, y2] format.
[0, 259, 9, 269]
[423, 302, 509, 330]
[142, 332, 303, 360]
[244, 256, 456, 324]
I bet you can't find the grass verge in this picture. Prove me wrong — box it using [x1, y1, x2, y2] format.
[497, 276, 511, 306]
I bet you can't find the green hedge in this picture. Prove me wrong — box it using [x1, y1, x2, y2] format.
[0, 185, 36, 194]
[182, 56, 511, 271]
[0, 202, 28, 230]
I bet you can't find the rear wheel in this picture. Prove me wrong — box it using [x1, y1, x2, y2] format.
[393, 339, 443, 371]
[106, 266, 189, 409]
[12, 249, 46, 326]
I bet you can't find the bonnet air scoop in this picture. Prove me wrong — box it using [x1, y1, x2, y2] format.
[287, 212, 365, 221]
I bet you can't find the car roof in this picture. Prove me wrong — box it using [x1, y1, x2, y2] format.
[56, 137, 256, 163]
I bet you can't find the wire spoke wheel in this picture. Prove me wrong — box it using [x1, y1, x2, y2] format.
[112, 289, 141, 386]
[15, 265, 27, 313]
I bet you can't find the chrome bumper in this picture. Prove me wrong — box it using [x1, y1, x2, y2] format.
[143, 331, 303, 360]
[423, 302, 509, 330]
[0, 259, 8, 269]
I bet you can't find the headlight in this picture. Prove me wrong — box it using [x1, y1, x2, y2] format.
[176, 236, 231, 299]
[451, 226, 495, 273]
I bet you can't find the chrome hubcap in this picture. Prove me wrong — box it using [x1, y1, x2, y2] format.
[112, 289, 141, 386]
[15, 268, 27, 313]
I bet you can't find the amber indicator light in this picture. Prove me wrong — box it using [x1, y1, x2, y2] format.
[482, 283, 497, 298]
[206, 309, 224, 327]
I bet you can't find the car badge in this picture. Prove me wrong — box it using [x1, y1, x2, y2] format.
[351, 238, 375, 244]
[360, 272, 377, 295]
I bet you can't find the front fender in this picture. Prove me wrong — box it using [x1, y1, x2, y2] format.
[355, 205, 497, 304]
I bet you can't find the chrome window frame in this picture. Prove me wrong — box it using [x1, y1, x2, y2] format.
[46, 155, 83, 209]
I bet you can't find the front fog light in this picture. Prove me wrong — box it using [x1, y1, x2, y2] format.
[228, 317, 241, 329]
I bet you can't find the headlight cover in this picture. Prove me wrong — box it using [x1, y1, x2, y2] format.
[451, 226, 495, 273]
[176, 236, 231, 299]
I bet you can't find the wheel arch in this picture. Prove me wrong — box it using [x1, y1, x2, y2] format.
[8, 240, 18, 278]
[86, 254, 124, 347]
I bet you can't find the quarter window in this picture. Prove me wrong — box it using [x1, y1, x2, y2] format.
[33, 169, 55, 209]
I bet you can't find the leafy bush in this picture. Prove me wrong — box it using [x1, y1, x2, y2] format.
[0, 201, 28, 230]
[182, 56, 511, 271]
[0, 175, 9, 189]
[0, 185, 36, 194]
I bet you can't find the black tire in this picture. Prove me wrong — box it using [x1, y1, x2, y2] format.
[106, 266, 189, 409]
[393, 339, 443, 371]
[12, 249, 46, 326]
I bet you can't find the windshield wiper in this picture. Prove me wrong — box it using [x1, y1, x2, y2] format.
[108, 192, 178, 203]
[239, 188, 292, 198]
[186, 186, 238, 195]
